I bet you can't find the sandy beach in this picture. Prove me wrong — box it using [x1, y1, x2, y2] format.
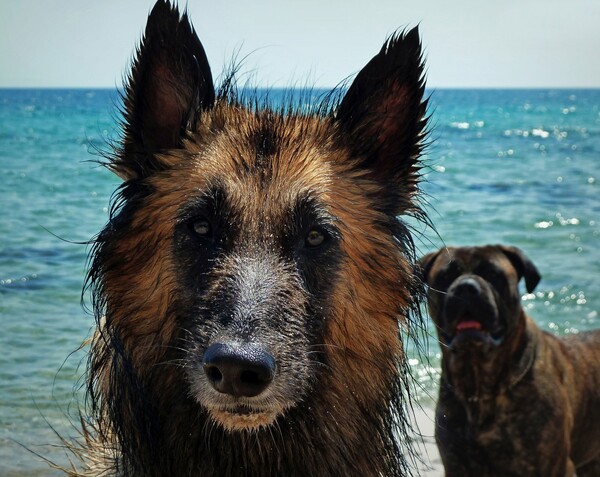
[411, 405, 444, 476]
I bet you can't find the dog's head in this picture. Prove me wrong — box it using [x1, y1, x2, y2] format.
[419, 245, 540, 351]
[89, 0, 428, 435]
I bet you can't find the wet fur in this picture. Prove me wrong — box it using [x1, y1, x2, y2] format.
[68, 2, 429, 476]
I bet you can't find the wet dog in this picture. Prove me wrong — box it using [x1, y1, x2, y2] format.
[66, 1, 430, 476]
[420, 245, 600, 476]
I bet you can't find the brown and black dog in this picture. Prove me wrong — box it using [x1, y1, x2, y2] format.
[420, 245, 600, 476]
[63, 1, 431, 476]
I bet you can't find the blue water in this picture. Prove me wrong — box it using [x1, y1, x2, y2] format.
[1, 88, 598, 475]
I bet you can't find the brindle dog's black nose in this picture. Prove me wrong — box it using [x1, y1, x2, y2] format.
[202, 343, 276, 397]
[453, 277, 481, 297]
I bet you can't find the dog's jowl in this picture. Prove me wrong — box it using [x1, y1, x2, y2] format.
[71, 1, 429, 476]
[420, 245, 600, 476]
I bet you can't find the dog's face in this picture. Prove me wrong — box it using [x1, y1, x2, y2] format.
[92, 1, 427, 433]
[167, 113, 391, 431]
[168, 119, 343, 430]
[420, 245, 540, 351]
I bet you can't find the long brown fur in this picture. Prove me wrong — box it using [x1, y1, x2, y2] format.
[66, 2, 430, 476]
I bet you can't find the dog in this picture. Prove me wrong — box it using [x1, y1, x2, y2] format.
[65, 1, 430, 476]
[419, 245, 600, 476]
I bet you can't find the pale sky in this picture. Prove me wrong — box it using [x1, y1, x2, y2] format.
[1, 0, 599, 89]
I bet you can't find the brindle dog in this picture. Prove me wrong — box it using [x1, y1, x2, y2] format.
[420, 245, 600, 477]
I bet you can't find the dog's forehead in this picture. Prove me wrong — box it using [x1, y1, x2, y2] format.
[441, 246, 513, 272]
[150, 109, 341, 222]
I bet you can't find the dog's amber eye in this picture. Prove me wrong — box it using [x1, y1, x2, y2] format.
[305, 229, 326, 248]
[192, 218, 211, 237]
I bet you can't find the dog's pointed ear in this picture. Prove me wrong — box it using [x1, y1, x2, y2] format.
[335, 27, 427, 213]
[498, 245, 541, 293]
[115, 0, 215, 180]
[418, 249, 441, 285]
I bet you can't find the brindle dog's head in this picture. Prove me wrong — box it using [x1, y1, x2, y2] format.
[420, 245, 540, 352]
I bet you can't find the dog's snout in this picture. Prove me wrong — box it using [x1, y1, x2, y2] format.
[202, 343, 276, 398]
[453, 277, 481, 296]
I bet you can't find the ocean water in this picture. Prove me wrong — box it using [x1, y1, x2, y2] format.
[0, 88, 598, 475]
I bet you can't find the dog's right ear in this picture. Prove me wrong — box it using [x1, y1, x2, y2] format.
[114, 0, 215, 180]
[418, 250, 441, 285]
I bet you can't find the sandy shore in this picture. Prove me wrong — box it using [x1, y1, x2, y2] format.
[410, 405, 444, 476]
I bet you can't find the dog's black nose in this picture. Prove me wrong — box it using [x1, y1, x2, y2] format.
[453, 277, 481, 296]
[202, 343, 276, 398]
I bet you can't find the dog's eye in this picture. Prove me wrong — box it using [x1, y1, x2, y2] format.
[191, 218, 211, 237]
[305, 229, 326, 248]
[434, 269, 456, 290]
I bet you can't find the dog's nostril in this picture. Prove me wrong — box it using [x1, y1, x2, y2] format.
[241, 370, 256, 384]
[202, 343, 276, 398]
[240, 369, 266, 387]
[205, 365, 223, 384]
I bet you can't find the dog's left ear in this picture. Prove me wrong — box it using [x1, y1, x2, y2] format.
[336, 27, 427, 214]
[498, 245, 541, 293]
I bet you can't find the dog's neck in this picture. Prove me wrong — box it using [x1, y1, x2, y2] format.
[441, 310, 537, 425]
[82, 393, 407, 477]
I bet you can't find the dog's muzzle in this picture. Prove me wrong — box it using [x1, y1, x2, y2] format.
[443, 276, 503, 347]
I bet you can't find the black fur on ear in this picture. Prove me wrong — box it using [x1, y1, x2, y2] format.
[335, 27, 428, 215]
[114, 0, 215, 180]
[498, 245, 542, 293]
[418, 249, 442, 285]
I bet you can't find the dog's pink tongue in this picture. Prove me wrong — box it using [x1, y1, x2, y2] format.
[456, 320, 483, 332]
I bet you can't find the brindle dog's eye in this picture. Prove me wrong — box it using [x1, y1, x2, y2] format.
[305, 229, 326, 248]
[191, 218, 211, 237]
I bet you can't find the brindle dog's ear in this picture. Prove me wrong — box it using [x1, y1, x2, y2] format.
[418, 250, 441, 285]
[115, 0, 215, 180]
[498, 245, 542, 293]
[336, 27, 428, 215]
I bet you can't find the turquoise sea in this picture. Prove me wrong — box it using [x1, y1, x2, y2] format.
[1, 88, 599, 475]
